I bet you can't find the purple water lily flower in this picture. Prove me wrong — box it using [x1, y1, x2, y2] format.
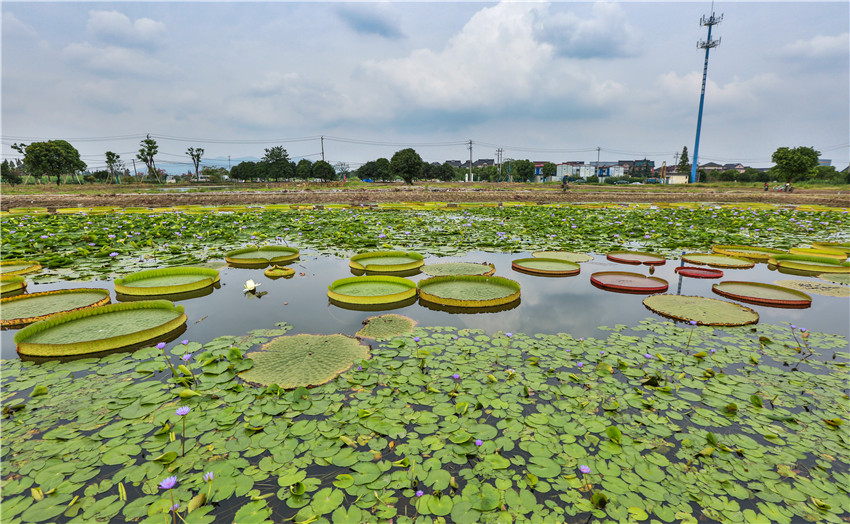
[176, 406, 190, 416]
[579, 465, 591, 474]
[577, 362, 583, 368]
[181, 354, 192, 362]
[452, 373, 460, 380]
[156, 342, 166, 350]
[181, 339, 189, 345]
[416, 490, 424, 497]
[159, 476, 177, 490]
[475, 439, 483, 446]
[203, 472, 214, 482]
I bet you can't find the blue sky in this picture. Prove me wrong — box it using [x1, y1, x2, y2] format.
[2, 2, 848, 173]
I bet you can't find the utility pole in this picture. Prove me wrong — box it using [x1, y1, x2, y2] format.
[467, 139, 473, 183]
[690, 4, 722, 184]
[321, 136, 325, 162]
[228, 155, 231, 170]
[132, 159, 138, 180]
[596, 147, 601, 179]
[496, 148, 503, 180]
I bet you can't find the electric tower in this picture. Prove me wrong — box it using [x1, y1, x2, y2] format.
[690, 5, 722, 184]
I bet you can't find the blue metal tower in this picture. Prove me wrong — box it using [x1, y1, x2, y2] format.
[690, 6, 723, 184]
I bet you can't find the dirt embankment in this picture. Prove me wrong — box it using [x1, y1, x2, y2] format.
[2, 184, 848, 211]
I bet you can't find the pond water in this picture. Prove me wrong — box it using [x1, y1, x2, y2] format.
[3, 251, 847, 359]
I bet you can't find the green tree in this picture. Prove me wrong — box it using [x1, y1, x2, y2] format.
[231, 161, 258, 182]
[677, 147, 690, 174]
[22, 140, 86, 185]
[262, 146, 293, 181]
[511, 159, 534, 182]
[313, 160, 336, 182]
[356, 160, 381, 181]
[542, 162, 557, 180]
[437, 163, 456, 182]
[296, 159, 313, 181]
[375, 158, 391, 181]
[201, 166, 227, 183]
[186, 147, 204, 181]
[771, 146, 820, 183]
[105, 151, 124, 184]
[137, 136, 161, 183]
[390, 148, 424, 184]
[332, 162, 349, 182]
[1, 159, 23, 185]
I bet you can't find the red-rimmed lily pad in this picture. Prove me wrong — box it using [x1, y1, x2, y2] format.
[643, 294, 759, 326]
[418, 275, 520, 308]
[2, 288, 111, 329]
[1, 260, 42, 276]
[711, 244, 785, 261]
[328, 276, 417, 306]
[349, 251, 424, 273]
[606, 251, 666, 266]
[712, 281, 811, 308]
[512, 257, 580, 276]
[674, 266, 724, 279]
[114, 267, 220, 296]
[226, 246, 300, 267]
[531, 251, 593, 263]
[590, 272, 668, 294]
[13, 300, 187, 357]
[421, 262, 495, 276]
[681, 253, 754, 269]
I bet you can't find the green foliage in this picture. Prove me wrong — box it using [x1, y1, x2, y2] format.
[390, 148, 424, 184]
[771, 146, 820, 182]
[230, 161, 258, 182]
[136, 137, 160, 183]
[186, 147, 204, 180]
[296, 159, 313, 181]
[677, 146, 690, 175]
[22, 140, 87, 186]
[262, 146, 295, 181]
[313, 160, 336, 182]
[1, 159, 23, 185]
[542, 162, 557, 179]
[510, 159, 534, 182]
[200, 166, 228, 183]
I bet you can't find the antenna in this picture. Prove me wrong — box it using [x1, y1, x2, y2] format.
[690, 4, 723, 184]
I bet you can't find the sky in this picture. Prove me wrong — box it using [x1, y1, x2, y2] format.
[2, 1, 848, 174]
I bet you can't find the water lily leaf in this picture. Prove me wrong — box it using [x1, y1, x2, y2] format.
[331, 506, 364, 523]
[643, 294, 759, 326]
[309, 487, 343, 515]
[428, 494, 454, 516]
[232, 500, 272, 523]
[470, 483, 501, 511]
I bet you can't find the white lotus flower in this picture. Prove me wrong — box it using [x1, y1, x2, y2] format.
[244, 279, 260, 292]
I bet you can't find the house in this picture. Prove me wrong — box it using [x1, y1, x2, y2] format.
[699, 162, 724, 172]
[722, 163, 745, 173]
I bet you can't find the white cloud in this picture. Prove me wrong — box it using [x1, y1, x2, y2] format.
[61, 41, 169, 77]
[85, 10, 167, 50]
[783, 32, 849, 59]
[652, 70, 779, 116]
[537, 2, 640, 59]
[2, 11, 38, 39]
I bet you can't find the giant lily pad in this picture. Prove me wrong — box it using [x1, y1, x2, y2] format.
[681, 253, 754, 269]
[606, 251, 666, 266]
[2, 288, 111, 329]
[531, 251, 593, 263]
[264, 265, 295, 279]
[421, 262, 495, 276]
[14, 300, 186, 357]
[774, 279, 850, 298]
[349, 251, 424, 273]
[768, 254, 850, 274]
[819, 273, 850, 285]
[590, 272, 668, 293]
[226, 246, 300, 267]
[712, 244, 785, 261]
[356, 314, 416, 339]
[328, 276, 417, 305]
[418, 275, 520, 307]
[114, 267, 220, 296]
[674, 266, 723, 279]
[512, 257, 580, 276]
[1, 260, 42, 276]
[0, 275, 27, 295]
[812, 241, 850, 254]
[789, 247, 847, 261]
[239, 334, 369, 388]
[643, 294, 759, 326]
[712, 281, 811, 308]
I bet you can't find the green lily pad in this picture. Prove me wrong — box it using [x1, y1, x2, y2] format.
[421, 262, 496, 276]
[768, 254, 850, 274]
[773, 279, 850, 297]
[607, 251, 666, 266]
[512, 258, 580, 276]
[531, 251, 593, 263]
[1, 288, 111, 328]
[712, 281, 811, 307]
[239, 334, 369, 389]
[819, 273, 850, 285]
[682, 253, 755, 269]
[349, 251, 424, 273]
[643, 294, 759, 326]
[418, 275, 520, 308]
[0, 275, 27, 295]
[0, 259, 42, 276]
[328, 276, 418, 305]
[226, 246, 300, 267]
[114, 267, 220, 296]
[712, 244, 785, 261]
[355, 314, 417, 339]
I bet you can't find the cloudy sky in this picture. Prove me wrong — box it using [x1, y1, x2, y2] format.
[2, 1, 848, 173]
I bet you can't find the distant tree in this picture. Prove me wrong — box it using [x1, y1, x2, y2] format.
[771, 146, 820, 183]
[542, 162, 557, 180]
[90, 169, 111, 183]
[11, 143, 36, 183]
[186, 147, 204, 181]
[356, 160, 380, 181]
[421, 163, 434, 181]
[296, 159, 313, 181]
[677, 146, 690, 174]
[136, 136, 161, 183]
[716, 169, 740, 182]
[390, 148, 424, 184]
[375, 158, 391, 181]
[231, 161, 258, 182]
[262, 146, 293, 181]
[437, 163, 456, 182]
[512, 159, 534, 182]
[313, 160, 336, 182]
[332, 162, 349, 182]
[1, 159, 23, 185]
[22, 140, 86, 186]
[201, 166, 227, 183]
[105, 151, 124, 184]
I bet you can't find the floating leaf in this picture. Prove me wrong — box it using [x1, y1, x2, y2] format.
[642, 294, 758, 326]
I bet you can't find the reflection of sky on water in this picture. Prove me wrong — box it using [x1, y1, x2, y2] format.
[2, 251, 848, 360]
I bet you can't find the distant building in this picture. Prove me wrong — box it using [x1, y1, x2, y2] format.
[699, 162, 723, 172]
[663, 174, 689, 185]
[722, 163, 745, 173]
[473, 159, 494, 168]
[446, 160, 462, 168]
[819, 159, 832, 167]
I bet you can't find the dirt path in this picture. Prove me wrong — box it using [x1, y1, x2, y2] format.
[2, 184, 848, 211]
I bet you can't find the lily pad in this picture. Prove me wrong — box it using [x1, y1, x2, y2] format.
[681, 253, 754, 269]
[590, 272, 668, 294]
[790, 247, 846, 261]
[349, 251, 424, 273]
[2, 288, 111, 329]
[264, 265, 295, 279]
[812, 241, 850, 254]
[114, 267, 220, 296]
[226, 246, 300, 267]
[819, 273, 850, 285]
[531, 251, 593, 263]
[421, 262, 495, 276]
[328, 276, 417, 305]
[512, 257, 580, 276]
[711, 281, 811, 308]
[355, 314, 417, 339]
[768, 254, 850, 274]
[1, 260, 42, 276]
[773, 279, 850, 298]
[13, 300, 187, 357]
[606, 251, 666, 266]
[0, 275, 27, 295]
[239, 334, 369, 389]
[712, 245, 785, 261]
[674, 267, 724, 279]
[642, 294, 759, 326]
[418, 275, 520, 308]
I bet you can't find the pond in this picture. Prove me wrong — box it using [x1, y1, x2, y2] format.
[2, 204, 849, 524]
